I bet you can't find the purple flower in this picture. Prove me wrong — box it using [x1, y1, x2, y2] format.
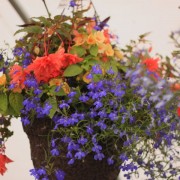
[78, 136, 88, 145]
[119, 153, 128, 161]
[59, 101, 69, 109]
[74, 150, 86, 160]
[42, 103, 52, 115]
[94, 152, 105, 160]
[86, 125, 94, 134]
[92, 144, 102, 153]
[51, 148, 60, 156]
[96, 120, 107, 130]
[21, 117, 30, 126]
[109, 112, 118, 121]
[70, 0, 76, 7]
[94, 100, 103, 109]
[107, 157, 114, 165]
[79, 94, 89, 102]
[55, 169, 65, 180]
[68, 158, 75, 165]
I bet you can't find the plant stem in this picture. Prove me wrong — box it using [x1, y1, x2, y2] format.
[42, 0, 51, 18]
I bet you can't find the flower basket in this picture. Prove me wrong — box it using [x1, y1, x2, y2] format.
[23, 117, 120, 180]
[0, 0, 180, 179]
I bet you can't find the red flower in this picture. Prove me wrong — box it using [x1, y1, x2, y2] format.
[26, 48, 82, 83]
[142, 58, 159, 72]
[177, 107, 180, 117]
[61, 53, 83, 68]
[0, 154, 13, 175]
[9, 65, 26, 92]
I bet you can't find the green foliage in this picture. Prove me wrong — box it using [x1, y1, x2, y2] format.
[9, 92, 23, 115]
[70, 46, 86, 57]
[0, 92, 8, 114]
[89, 45, 98, 56]
[63, 64, 83, 77]
[14, 26, 43, 35]
[48, 97, 58, 118]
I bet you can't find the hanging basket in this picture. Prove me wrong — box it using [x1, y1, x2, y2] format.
[23, 117, 120, 180]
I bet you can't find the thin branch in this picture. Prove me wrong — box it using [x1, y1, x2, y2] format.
[42, 0, 51, 18]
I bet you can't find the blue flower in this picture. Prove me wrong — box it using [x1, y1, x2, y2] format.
[74, 150, 86, 160]
[21, 117, 30, 126]
[59, 101, 69, 109]
[51, 148, 60, 156]
[55, 169, 65, 180]
[92, 144, 102, 153]
[79, 94, 89, 102]
[107, 157, 114, 165]
[94, 100, 103, 109]
[69, 0, 76, 7]
[119, 153, 128, 161]
[94, 152, 105, 160]
[96, 120, 107, 130]
[42, 103, 52, 115]
[77, 136, 88, 145]
[68, 158, 75, 165]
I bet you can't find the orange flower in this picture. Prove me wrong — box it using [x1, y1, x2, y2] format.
[26, 48, 82, 83]
[49, 78, 63, 86]
[86, 20, 96, 34]
[94, 31, 105, 44]
[98, 43, 106, 53]
[0, 74, 6, 86]
[142, 58, 159, 72]
[9, 65, 26, 92]
[26, 49, 64, 83]
[103, 29, 111, 44]
[0, 154, 13, 175]
[73, 30, 86, 45]
[104, 44, 114, 56]
[87, 33, 96, 45]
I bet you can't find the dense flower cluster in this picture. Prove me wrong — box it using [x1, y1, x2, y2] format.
[0, 0, 180, 179]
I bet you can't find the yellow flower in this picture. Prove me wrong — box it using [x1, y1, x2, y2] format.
[73, 30, 86, 46]
[82, 72, 92, 84]
[98, 43, 106, 53]
[0, 74, 6, 86]
[105, 44, 114, 56]
[62, 82, 70, 94]
[94, 31, 105, 44]
[87, 33, 96, 45]
[114, 48, 124, 60]
[49, 78, 63, 86]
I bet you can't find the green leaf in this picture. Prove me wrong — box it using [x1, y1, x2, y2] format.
[70, 46, 86, 57]
[48, 97, 58, 118]
[32, 17, 51, 26]
[9, 92, 23, 115]
[89, 45, 98, 56]
[64, 64, 83, 77]
[49, 86, 66, 96]
[14, 26, 43, 35]
[81, 59, 99, 71]
[0, 93, 8, 114]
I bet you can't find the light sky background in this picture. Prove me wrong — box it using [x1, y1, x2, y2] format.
[0, 0, 179, 180]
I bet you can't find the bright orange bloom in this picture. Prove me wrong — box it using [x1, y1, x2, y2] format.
[0, 154, 13, 175]
[94, 31, 105, 44]
[0, 74, 6, 86]
[142, 58, 159, 72]
[87, 33, 96, 45]
[86, 20, 96, 34]
[9, 65, 26, 92]
[73, 30, 86, 45]
[104, 44, 114, 56]
[26, 48, 82, 83]
[103, 29, 111, 44]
